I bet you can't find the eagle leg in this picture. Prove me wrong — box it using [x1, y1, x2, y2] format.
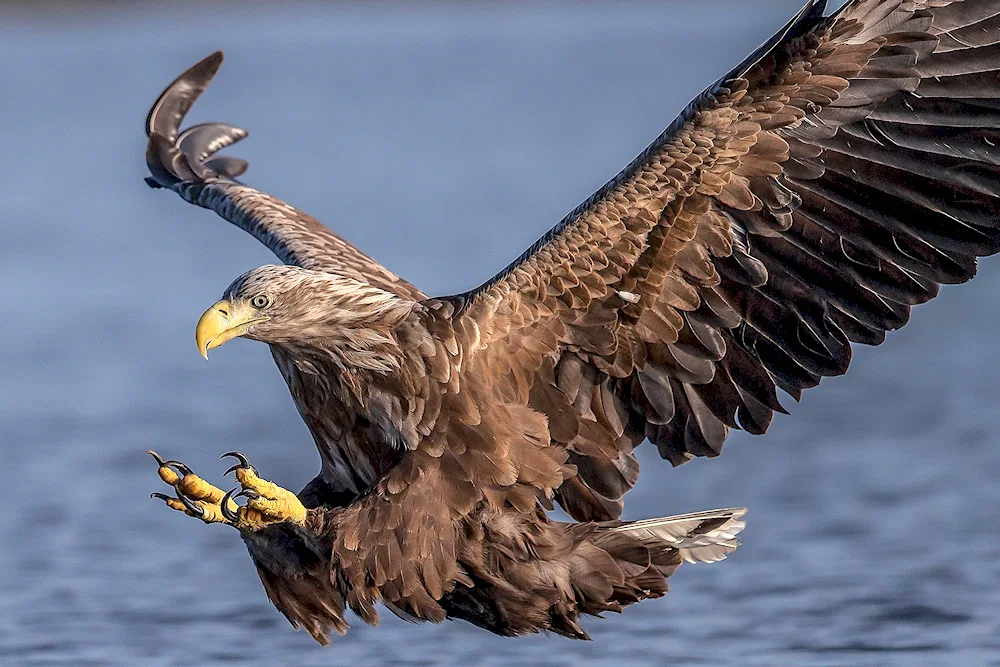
[147, 450, 236, 524]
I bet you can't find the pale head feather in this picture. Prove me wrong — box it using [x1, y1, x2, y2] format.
[223, 264, 414, 372]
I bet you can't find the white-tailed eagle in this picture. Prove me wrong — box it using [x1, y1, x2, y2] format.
[145, 0, 1000, 644]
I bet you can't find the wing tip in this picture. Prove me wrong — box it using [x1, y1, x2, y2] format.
[145, 50, 226, 140]
[144, 51, 252, 189]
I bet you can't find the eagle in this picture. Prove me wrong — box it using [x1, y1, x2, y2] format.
[145, 0, 1000, 645]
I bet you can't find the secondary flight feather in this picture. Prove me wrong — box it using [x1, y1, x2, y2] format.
[145, 0, 1000, 644]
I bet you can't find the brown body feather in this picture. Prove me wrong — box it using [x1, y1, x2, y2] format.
[145, 0, 1000, 643]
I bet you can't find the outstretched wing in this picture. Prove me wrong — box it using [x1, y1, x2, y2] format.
[437, 0, 1000, 520]
[144, 51, 425, 301]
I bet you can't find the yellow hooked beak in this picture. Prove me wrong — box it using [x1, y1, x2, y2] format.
[195, 300, 265, 359]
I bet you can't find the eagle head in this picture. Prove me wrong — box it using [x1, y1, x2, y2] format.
[195, 264, 413, 371]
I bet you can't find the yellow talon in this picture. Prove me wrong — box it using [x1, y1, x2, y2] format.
[151, 493, 190, 514]
[194, 500, 232, 524]
[236, 469, 306, 523]
[177, 473, 227, 504]
[148, 450, 185, 486]
[247, 494, 308, 524]
[221, 452, 308, 528]
[148, 451, 234, 525]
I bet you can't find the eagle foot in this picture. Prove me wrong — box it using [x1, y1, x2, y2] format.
[147, 450, 235, 524]
[220, 451, 308, 531]
[148, 450, 307, 531]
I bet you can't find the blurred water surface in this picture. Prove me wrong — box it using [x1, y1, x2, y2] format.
[0, 1, 998, 665]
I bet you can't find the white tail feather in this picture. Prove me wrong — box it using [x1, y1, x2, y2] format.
[612, 507, 747, 564]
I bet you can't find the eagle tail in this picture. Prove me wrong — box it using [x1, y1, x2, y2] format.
[542, 507, 747, 638]
[609, 507, 747, 564]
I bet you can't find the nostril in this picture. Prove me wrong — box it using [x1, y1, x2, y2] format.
[218, 308, 229, 317]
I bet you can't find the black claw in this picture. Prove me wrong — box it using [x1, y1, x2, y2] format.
[221, 451, 256, 477]
[175, 491, 204, 517]
[165, 461, 194, 477]
[147, 450, 194, 476]
[238, 488, 260, 500]
[150, 492, 171, 502]
[221, 487, 241, 522]
[221, 451, 250, 466]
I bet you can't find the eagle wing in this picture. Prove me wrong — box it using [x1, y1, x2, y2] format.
[144, 51, 425, 301]
[437, 0, 1000, 520]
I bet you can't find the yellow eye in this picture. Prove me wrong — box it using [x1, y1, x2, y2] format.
[251, 294, 271, 309]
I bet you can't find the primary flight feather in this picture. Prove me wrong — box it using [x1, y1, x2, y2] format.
[145, 0, 1000, 644]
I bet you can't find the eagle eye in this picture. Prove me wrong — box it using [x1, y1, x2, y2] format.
[251, 294, 272, 309]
